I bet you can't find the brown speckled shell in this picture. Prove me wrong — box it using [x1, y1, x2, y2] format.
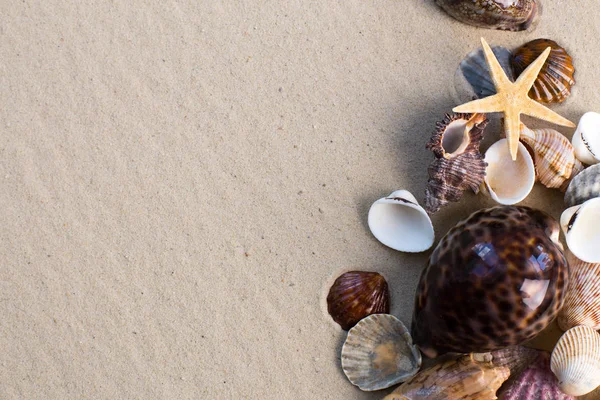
[435, 0, 539, 31]
[411, 206, 568, 358]
[425, 113, 488, 213]
[327, 271, 390, 330]
[512, 39, 575, 104]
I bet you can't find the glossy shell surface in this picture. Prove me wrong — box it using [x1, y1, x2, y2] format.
[341, 314, 422, 391]
[327, 271, 390, 330]
[560, 198, 600, 263]
[435, 0, 539, 31]
[412, 206, 568, 358]
[512, 39, 575, 104]
[383, 354, 509, 400]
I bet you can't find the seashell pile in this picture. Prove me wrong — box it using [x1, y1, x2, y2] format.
[341, 314, 422, 391]
[323, 10, 600, 398]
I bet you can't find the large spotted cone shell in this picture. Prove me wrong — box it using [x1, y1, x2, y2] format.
[383, 354, 510, 400]
[412, 206, 568, 358]
[327, 271, 389, 330]
[558, 253, 600, 331]
[512, 39, 576, 104]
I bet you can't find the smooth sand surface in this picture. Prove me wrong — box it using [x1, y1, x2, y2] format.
[2, 1, 600, 398]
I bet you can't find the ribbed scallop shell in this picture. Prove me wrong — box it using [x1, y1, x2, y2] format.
[501, 353, 575, 400]
[341, 314, 422, 391]
[558, 252, 600, 331]
[490, 346, 543, 377]
[565, 164, 600, 207]
[454, 46, 514, 103]
[425, 113, 488, 213]
[383, 354, 510, 400]
[512, 39, 575, 104]
[435, 0, 539, 31]
[327, 271, 389, 330]
[519, 125, 584, 191]
[551, 325, 600, 396]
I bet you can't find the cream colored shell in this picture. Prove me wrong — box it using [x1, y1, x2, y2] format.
[551, 325, 600, 396]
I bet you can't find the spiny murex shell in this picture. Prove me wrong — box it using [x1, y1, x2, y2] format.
[482, 138, 535, 205]
[565, 163, 600, 207]
[341, 314, 422, 391]
[383, 354, 509, 400]
[520, 124, 584, 192]
[454, 46, 514, 104]
[551, 325, 600, 396]
[327, 271, 390, 331]
[412, 206, 568, 357]
[501, 353, 575, 400]
[435, 0, 539, 31]
[560, 197, 600, 263]
[573, 111, 600, 165]
[557, 252, 600, 331]
[368, 190, 434, 252]
[512, 38, 576, 104]
[425, 113, 488, 213]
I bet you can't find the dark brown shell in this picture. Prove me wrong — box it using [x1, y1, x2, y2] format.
[425, 113, 488, 213]
[512, 39, 575, 104]
[327, 271, 390, 330]
[435, 0, 539, 31]
[411, 206, 568, 358]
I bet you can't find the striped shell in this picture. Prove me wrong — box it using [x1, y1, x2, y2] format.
[512, 39, 576, 104]
[551, 326, 600, 396]
[520, 125, 584, 191]
[565, 164, 600, 207]
[327, 271, 390, 330]
[341, 314, 422, 391]
[558, 252, 600, 331]
[383, 354, 509, 400]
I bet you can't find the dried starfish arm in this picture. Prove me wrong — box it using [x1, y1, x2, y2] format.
[504, 109, 522, 160]
[522, 98, 576, 127]
[514, 47, 552, 93]
[480, 37, 512, 88]
[453, 94, 505, 114]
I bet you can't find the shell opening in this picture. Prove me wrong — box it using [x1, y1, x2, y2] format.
[484, 139, 535, 204]
[564, 199, 600, 263]
[442, 120, 469, 157]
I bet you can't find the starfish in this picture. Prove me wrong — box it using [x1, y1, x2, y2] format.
[453, 38, 576, 160]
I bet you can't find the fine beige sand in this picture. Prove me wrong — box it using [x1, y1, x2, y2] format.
[2, 1, 600, 399]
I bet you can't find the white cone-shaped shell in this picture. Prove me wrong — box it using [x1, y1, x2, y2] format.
[368, 190, 434, 253]
[483, 139, 535, 205]
[572, 112, 600, 165]
[558, 251, 600, 331]
[560, 198, 600, 263]
[551, 325, 600, 396]
[341, 314, 422, 391]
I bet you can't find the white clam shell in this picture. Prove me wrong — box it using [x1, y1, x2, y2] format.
[368, 190, 434, 253]
[551, 325, 600, 396]
[572, 112, 600, 165]
[482, 139, 535, 205]
[560, 198, 600, 263]
[341, 314, 422, 391]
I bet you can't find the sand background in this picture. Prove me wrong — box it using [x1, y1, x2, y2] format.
[1, 1, 599, 398]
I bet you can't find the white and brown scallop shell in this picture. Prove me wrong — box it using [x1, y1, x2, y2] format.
[557, 252, 600, 331]
[551, 325, 600, 396]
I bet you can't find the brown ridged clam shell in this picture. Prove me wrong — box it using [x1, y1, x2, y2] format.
[557, 252, 600, 331]
[383, 354, 510, 400]
[327, 271, 389, 330]
[512, 39, 575, 104]
[435, 0, 539, 31]
[412, 206, 568, 358]
[425, 113, 488, 213]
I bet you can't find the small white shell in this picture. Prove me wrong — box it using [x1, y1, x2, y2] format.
[572, 112, 600, 165]
[368, 190, 435, 252]
[551, 325, 600, 396]
[341, 314, 422, 391]
[560, 198, 600, 263]
[482, 139, 535, 205]
[558, 251, 600, 331]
